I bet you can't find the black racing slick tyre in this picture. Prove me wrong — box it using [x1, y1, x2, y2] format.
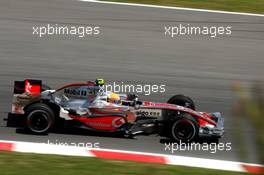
[25, 103, 55, 134]
[167, 95, 195, 110]
[170, 114, 198, 143]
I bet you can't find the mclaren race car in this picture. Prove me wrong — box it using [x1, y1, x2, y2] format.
[6, 79, 224, 142]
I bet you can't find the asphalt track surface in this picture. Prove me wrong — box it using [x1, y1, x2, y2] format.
[0, 0, 263, 163]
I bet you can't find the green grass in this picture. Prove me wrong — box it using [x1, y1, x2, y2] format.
[0, 151, 251, 175]
[102, 0, 264, 14]
[234, 81, 264, 163]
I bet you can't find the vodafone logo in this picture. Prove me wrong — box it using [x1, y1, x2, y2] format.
[112, 117, 125, 128]
[25, 81, 33, 93]
[24, 80, 41, 94]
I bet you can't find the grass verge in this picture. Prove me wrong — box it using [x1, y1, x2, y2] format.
[0, 151, 251, 175]
[102, 0, 264, 14]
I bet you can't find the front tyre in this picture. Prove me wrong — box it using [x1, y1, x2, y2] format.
[171, 114, 198, 142]
[167, 94, 195, 110]
[25, 103, 55, 134]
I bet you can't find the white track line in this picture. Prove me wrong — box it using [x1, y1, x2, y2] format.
[79, 0, 264, 17]
[1, 139, 264, 173]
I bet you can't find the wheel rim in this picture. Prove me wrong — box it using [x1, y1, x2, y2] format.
[172, 119, 196, 141]
[28, 110, 50, 133]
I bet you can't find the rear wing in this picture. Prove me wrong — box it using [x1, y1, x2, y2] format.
[12, 79, 42, 114]
[14, 79, 42, 94]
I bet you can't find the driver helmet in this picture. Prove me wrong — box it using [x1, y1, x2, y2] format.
[107, 92, 121, 105]
[95, 78, 105, 86]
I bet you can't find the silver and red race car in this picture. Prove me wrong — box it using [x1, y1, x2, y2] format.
[6, 79, 224, 142]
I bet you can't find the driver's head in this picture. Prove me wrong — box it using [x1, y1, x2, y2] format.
[95, 78, 105, 86]
[107, 92, 121, 105]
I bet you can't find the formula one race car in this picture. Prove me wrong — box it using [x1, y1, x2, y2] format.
[6, 79, 224, 142]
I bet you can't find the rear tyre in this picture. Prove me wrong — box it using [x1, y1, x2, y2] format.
[170, 114, 198, 142]
[25, 103, 55, 134]
[167, 95, 195, 110]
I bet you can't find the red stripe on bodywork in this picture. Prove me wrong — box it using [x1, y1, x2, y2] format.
[242, 164, 264, 174]
[90, 150, 167, 164]
[0, 142, 14, 151]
